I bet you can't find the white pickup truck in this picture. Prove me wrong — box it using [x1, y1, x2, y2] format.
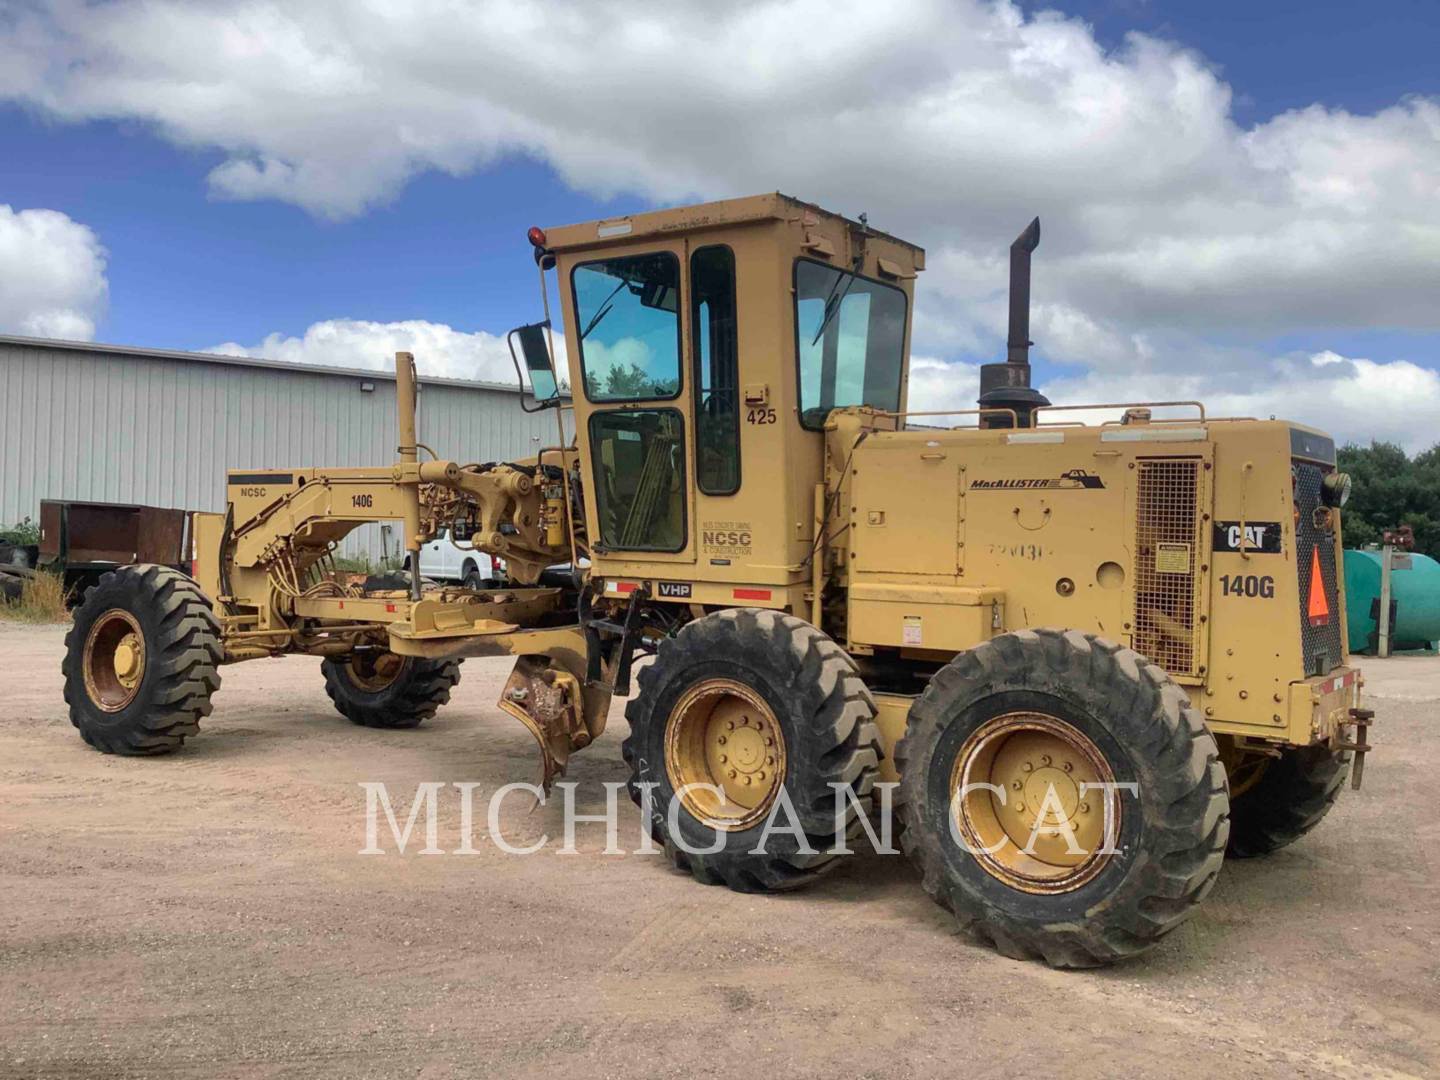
[406, 528, 502, 588]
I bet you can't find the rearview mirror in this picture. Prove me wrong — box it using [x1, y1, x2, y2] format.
[508, 321, 561, 412]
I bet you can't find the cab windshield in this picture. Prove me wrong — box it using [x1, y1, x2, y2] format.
[572, 252, 682, 402]
[793, 259, 907, 430]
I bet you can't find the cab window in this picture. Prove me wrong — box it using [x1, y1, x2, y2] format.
[572, 252, 682, 402]
[793, 259, 906, 430]
[692, 245, 740, 495]
[589, 409, 687, 551]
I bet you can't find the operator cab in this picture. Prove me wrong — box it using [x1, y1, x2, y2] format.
[510, 193, 925, 600]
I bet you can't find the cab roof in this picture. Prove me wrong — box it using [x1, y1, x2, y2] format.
[542, 192, 925, 264]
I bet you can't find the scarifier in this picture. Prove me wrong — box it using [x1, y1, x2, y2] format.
[63, 194, 1372, 967]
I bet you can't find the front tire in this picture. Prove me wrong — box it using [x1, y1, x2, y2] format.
[1227, 744, 1349, 858]
[321, 652, 461, 729]
[622, 609, 881, 891]
[897, 629, 1228, 968]
[63, 564, 223, 755]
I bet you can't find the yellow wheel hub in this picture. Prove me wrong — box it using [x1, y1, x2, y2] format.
[83, 610, 147, 712]
[347, 652, 405, 692]
[665, 678, 786, 831]
[1217, 740, 1271, 800]
[951, 712, 1120, 894]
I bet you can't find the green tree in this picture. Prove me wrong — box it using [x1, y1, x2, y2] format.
[592, 362, 677, 399]
[1336, 441, 1440, 556]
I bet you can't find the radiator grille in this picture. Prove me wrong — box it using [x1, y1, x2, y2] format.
[1133, 458, 1205, 676]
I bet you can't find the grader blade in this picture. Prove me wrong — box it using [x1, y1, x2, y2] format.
[497, 654, 597, 791]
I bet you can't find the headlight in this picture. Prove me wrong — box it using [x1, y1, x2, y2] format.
[1321, 471, 1352, 508]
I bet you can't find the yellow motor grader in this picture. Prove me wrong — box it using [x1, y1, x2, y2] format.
[63, 194, 1371, 967]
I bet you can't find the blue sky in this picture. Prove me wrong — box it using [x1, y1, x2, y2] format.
[0, 120, 631, 348]
[1057, 0, 1440, 120]
[1, 0, 1437, 446]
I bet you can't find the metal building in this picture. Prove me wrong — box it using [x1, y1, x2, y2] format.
[0, 334, 568, 562]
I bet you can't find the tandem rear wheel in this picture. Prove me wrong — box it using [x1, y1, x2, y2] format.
[1225, 743, 1350, 857]
[621, 608, 883, 891]
[896, 629, 1230, 967]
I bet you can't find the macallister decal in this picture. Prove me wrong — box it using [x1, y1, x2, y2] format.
[701, 520, 752, 557]
[969, 469, 1105, 491]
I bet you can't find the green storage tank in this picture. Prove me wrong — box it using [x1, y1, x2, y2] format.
[1343, 548, 1440, 653]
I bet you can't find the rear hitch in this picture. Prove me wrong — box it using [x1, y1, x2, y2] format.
[1336, 707, 1375, 790]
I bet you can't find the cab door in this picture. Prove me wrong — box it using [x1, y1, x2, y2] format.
[564, 244, 697, 569]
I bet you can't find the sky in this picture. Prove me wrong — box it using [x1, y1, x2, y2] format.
[1, 0, 1438, 448]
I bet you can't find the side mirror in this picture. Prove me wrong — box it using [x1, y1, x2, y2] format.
[508, 321, 561, 412]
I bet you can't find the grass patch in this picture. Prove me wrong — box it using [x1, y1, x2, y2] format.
[0, 516, 40, 547]
[0, 570, 72, 624]
[331, 554, 405, 574]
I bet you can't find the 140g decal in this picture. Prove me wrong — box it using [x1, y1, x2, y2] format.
[1220, 573, 1275, 598]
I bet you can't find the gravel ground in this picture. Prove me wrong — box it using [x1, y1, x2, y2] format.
[2, 622, 1437, 1078]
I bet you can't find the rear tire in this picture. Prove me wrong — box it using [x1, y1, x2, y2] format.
[321, 652, 461, 729]
[462, 564, 483, 590]
[622, 609, 881, 891]
[62, 564, 223, 755]
[1226, 745, 1349, 858]
[897, 629, 1228, 968]
[0, 571, 23, 603]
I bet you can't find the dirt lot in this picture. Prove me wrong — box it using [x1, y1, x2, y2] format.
[2, 622, 1437, 1079]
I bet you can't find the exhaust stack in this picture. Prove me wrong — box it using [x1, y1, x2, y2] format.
[978, 217, 1050, 428]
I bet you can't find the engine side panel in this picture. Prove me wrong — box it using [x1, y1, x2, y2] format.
[843, 418, 1341, 743]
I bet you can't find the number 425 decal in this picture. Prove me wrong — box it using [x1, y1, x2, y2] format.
[1220, 573, 1274, 598]
[746, 407, 777, 425]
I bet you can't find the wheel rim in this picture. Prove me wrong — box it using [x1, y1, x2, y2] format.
[346, 652, 406, 692]
[665, 678, 787, 831]
[83, 609, 147, 712]
[1218, 743, 1271, 800]
[950, 711, 1120, 894]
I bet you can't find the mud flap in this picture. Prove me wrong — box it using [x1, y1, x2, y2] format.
[498, 654, 613, 791]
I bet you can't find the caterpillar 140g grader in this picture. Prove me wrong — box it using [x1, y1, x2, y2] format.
[64, 194, 1372, 967]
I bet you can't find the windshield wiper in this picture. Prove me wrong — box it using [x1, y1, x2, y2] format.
[580, 277, 630, 341]
[809, 258, 863, 347]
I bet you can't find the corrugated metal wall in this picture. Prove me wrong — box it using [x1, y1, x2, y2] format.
[0, 338, 572, 562]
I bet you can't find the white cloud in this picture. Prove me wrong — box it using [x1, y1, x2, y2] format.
[2, 0, 1436, 337]
[1056, 352, 1435, 450]
[0, 205, 108, 339]
[1049, 352, 1440, 452]
[906, 355, 984, 418]
[208, 317, 567, 391]
[4, 0, 1439, 434]
[901, 348, 1440, 451]
[209, 319, 515, 383]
